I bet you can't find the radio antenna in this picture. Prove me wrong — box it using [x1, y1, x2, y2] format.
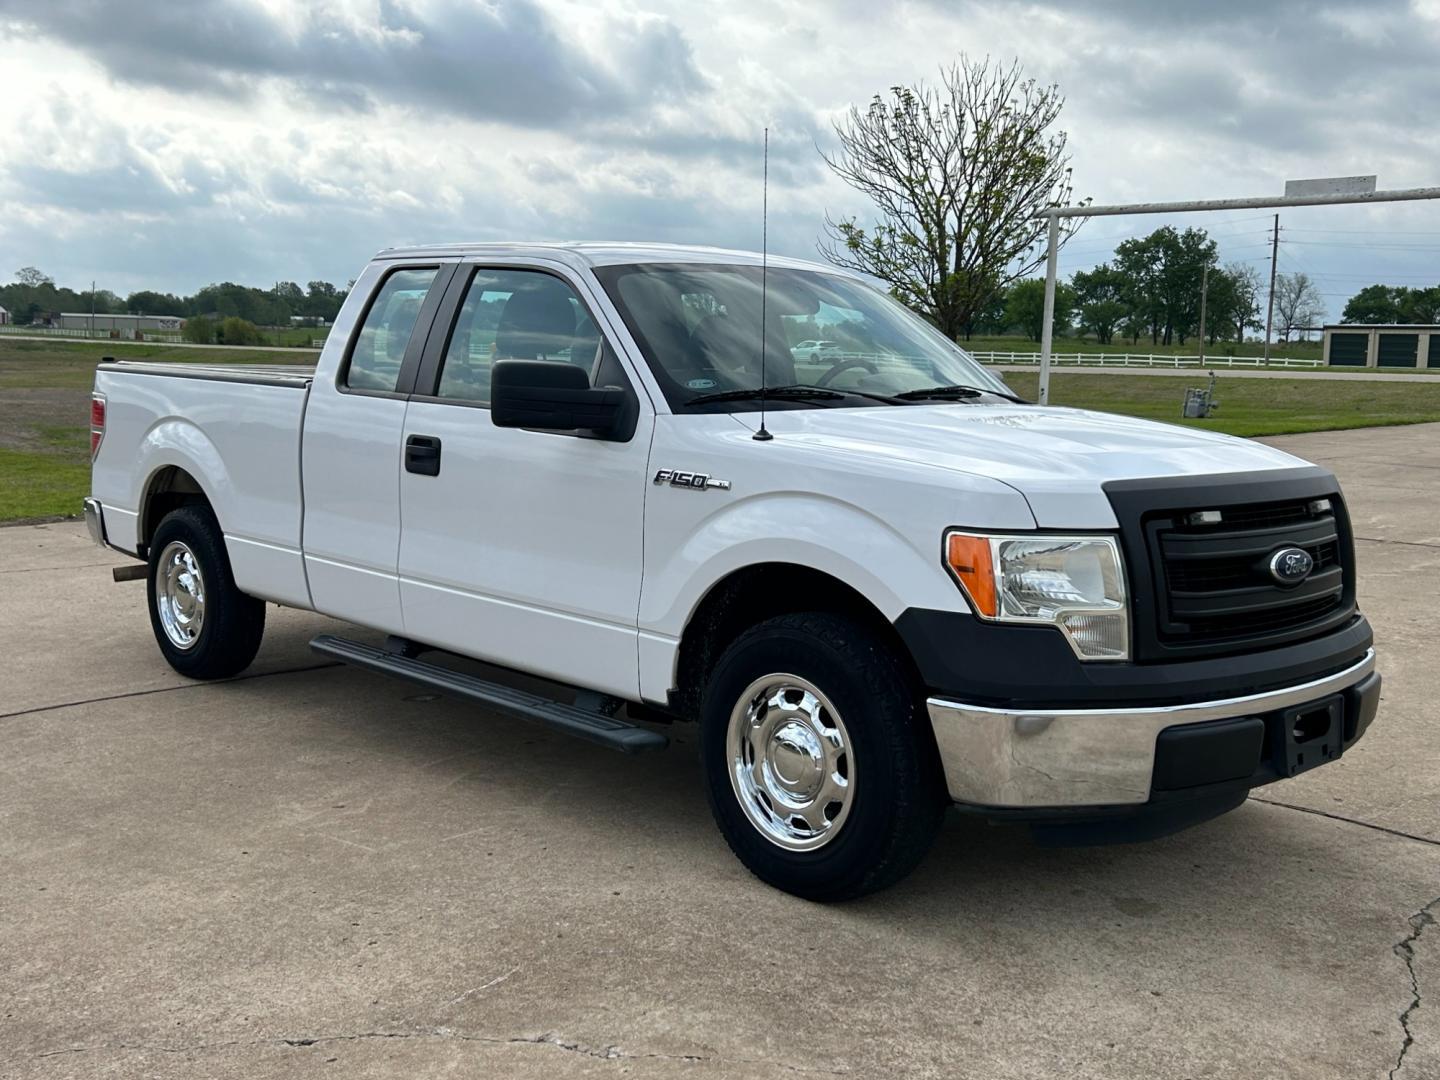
[753, 126, 773, 442]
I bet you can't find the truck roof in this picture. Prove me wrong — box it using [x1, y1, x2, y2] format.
[372, 241, 849, 276]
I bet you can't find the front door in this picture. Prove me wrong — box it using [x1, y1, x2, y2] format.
[397, 264, 654, 698]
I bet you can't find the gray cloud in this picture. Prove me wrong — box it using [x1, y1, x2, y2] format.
[3, 0, 1438, 312]
[0, 0, 707, 127]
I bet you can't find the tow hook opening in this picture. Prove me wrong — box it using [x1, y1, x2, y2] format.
[1291, 707, 1331, 745]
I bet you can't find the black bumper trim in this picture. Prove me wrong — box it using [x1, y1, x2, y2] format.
[896, 606, 1373, 709]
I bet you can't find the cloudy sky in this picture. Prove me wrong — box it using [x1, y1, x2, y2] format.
[2, 0, 1439, 320]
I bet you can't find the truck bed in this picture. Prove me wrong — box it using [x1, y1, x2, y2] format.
[91, 358, 315, 607]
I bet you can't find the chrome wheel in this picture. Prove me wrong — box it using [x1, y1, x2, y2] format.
[728, 673, 854, 851]
[155, 540, 206, 651]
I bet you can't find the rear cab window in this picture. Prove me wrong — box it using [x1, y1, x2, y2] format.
[343, 266, 440, 392]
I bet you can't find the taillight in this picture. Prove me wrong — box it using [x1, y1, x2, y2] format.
[90, 394, 106, 459]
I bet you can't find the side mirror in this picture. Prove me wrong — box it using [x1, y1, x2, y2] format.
[491, 359, 629, 439]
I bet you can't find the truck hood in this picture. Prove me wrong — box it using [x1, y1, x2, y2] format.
[748, 404, 1312, 527]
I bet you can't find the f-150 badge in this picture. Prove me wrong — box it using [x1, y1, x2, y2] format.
[654, 469, 731, 491]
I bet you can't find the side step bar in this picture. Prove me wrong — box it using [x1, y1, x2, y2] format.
[309, 635, 668, 755]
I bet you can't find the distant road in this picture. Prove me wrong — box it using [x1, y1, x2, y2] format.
[0, 334, 318, 354]
[994, 364, 1440, 382]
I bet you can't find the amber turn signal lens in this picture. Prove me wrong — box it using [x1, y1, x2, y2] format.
[945, 533, 997, 617]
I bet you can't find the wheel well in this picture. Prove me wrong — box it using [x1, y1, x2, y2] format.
[670, 563, 920, 719]
[139, 466, 211, 556]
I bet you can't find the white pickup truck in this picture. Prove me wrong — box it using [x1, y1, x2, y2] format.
[87, 242, 1380, 899]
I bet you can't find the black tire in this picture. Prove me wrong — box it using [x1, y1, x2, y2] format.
[147, 505, 265, 680]
[700, 612, 945, 901]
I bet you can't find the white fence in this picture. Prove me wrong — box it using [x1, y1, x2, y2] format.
[0, 324, 183, 343]
[969, 350, 1324, 370]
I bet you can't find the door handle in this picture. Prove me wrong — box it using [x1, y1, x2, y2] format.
[405, 434, 442, 476]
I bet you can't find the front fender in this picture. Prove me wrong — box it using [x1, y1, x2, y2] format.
[640, 491, 968, 639]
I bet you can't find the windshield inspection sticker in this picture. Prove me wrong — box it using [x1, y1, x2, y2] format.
[686, 378, 717, 389]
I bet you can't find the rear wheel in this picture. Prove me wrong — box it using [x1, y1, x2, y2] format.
[700, 612, 944, 900]
[147, 506, 265, 679]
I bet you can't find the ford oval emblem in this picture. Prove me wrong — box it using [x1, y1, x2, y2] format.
[1268, 546, 1314, 585]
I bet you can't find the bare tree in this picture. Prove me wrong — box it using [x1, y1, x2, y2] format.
[819, 57, 1085, 340]
[1273, 272, 1326, 342]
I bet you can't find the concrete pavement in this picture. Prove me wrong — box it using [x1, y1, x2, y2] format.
[3, 425, 1439, 1079]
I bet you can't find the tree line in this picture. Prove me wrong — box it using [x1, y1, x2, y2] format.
[1340, 283, 1440, 324]
[1, 267, 350, 328]
[982, 225, 1325, 347]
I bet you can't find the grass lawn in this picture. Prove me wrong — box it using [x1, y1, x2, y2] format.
[0, 339, 312, 524]
[1002, 371, 1440, 436]
[2, 339, 1438, 524]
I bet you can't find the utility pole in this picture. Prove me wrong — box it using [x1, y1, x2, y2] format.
[1197, 263, 1210, 366]
[90, 280, 96, 340]
[1262, 214, 1279, 366]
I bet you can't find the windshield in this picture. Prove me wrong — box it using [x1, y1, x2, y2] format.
[593, 263, 1013, 411]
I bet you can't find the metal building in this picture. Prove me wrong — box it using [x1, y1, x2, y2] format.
[56, 313, 183, 339]
[1323, 324, 1440, 368]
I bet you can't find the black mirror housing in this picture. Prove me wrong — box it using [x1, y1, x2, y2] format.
[491, 360, 631, 439]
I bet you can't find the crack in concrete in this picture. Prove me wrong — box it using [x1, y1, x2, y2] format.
[31, 1028, 847, 1074]
[1248, 795, 1440, 848]
[0, 661, 342, 721]
[1391, 896, 1439, 1080]
[1354, 535, 1440, 550]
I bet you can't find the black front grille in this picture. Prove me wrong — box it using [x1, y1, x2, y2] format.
[1104, 472, 1358, 661]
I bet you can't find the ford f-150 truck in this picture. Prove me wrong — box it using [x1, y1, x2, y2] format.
[86, 242, 1380, 899]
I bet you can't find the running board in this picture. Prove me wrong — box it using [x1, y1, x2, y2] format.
[309, 635, 668, 755]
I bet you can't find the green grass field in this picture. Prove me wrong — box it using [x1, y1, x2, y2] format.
[0, 339, 313, 522]
[1002, 371, 1440, 436]
[3, 339, 1438, 524]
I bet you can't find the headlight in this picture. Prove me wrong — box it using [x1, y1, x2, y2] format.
[944, 532, 1129, 660]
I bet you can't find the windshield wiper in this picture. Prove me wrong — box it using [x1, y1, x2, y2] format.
[683, 384, 845, 406]
[892, 384, 1030, 404]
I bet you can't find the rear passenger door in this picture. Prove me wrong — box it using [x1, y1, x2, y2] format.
[396, 262, 654, 698]
[302, 260, 455, 631]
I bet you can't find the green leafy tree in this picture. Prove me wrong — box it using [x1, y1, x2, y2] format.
[217, 316, 262, 346]
[182, 316, 216, 344]
[1342, 284, 1403, 323]
[819, 55, 1086, 340]
[1398, 286, 1440, 324]
[127, 290, 185, 315]
[1223, 262, 1264, 341]
[1112, 226, 1217, 344]
[1071, 263, 1129, 343]
[1004, 278, 1075, 341]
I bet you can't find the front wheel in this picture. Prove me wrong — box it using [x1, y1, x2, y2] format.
[700, 612, 944, 900]
[147, 505, 265, 679]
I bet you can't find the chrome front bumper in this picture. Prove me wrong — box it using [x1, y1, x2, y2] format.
[927, 649, 1377, 808]
[83, 497, 107, 547]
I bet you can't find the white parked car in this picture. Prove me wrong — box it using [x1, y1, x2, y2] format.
[87, 242, 1379, 899]
[791, 338, 842, 361]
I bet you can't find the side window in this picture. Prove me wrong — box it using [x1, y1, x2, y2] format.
[345, 267, 439, 392]
[435, 268, 611, 404]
